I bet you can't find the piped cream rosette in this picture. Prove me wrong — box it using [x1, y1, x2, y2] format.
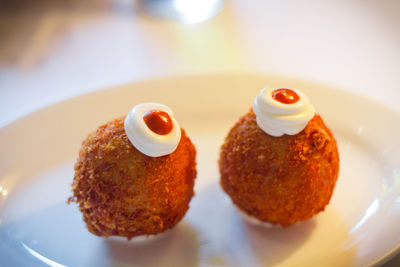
[124, 103, 181, 157]
[253, 87, 315, 137]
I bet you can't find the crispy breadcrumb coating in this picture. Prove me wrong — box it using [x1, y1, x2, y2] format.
[69, 116, 196, 239]
[219, 110, 339, 226]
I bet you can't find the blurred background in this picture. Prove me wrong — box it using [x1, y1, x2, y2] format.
[1, 0, 400, 127]
[0, 0, 399, 265]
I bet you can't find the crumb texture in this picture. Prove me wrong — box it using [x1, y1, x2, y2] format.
[219, 110, 339, 226]
[69, 116, 196, 239]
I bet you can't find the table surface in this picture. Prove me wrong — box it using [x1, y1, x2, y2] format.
[0, 0, 399, 266]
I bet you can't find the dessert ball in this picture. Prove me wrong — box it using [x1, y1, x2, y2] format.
[219, 88, 339, 227]
[69, 103, 196, 239]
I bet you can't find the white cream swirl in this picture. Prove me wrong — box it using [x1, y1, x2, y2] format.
[124, 103, 181, 157]
[253, 87, 315, 137]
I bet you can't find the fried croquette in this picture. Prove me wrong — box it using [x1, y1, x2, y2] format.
[219, 110, 339, 226]
[69, 116, 196, 239]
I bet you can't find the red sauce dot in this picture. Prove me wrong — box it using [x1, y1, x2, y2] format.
[143, 110, 173, 135]
[272, 88, 300, 104]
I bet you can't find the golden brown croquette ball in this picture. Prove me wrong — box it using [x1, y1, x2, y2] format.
[219, 110, 339, 226]
[69, 116, 196, 239]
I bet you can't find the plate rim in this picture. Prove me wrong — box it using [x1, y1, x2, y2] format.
[1, 71, 400, 130]
[1, 72, 400, 266]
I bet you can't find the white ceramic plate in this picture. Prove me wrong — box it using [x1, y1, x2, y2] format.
[1, 73, 399, 267]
